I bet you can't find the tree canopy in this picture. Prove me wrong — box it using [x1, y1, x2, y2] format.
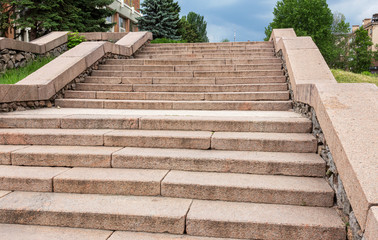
[349, 27, 374, 73]
[264, 0, 334, 63]
[0, 0, 115, 40]
[137, 0, 181, 39]
[186, 12, 209, 42]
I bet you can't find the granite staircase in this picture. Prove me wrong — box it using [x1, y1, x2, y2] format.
[0, 41, 346, 239]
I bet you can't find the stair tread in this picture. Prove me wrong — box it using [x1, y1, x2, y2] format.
[0, 224, 112, 240]
[109, 231, 237, 240]
[186, 200, 345, 239]
[0, 191, 192, 234]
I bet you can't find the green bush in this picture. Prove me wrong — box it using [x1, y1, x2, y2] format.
[150, 38, 187, 44]
[0, 56, 56, 84]
[67, 32, 86, 49]
[361, 71, 374, 77]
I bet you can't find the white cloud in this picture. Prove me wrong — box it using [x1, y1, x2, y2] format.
[328, 0, 378, 25]
[207, 22, 264, 42]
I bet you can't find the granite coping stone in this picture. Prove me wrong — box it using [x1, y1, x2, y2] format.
[272, 28, 378, 230]
[365, 207, 378, 240]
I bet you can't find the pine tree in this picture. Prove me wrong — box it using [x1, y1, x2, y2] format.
[186, 12, 208, 42]
[349, 27, 374, 73]
[137, 0, 180, 39]
[72, 0, 115, 32]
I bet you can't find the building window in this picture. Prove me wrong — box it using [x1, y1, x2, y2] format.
[119, 16, 126, 32]
[106, 16, 112, 23]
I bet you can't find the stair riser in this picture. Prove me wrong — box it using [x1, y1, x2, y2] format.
[148, 42, 273, 48]
[84, 77, 287, 85]
[76, 84, 288, 92]
[0, 178, 331, 207]
[98, 65, 282, 71]
[142, 46, 273, 51]
[55, 99, 292, 111]
[64, 91, 290, 101]
[91, 71, 284, 78]
[0, 131, 312, 152]
[139, 49, 275, 54]
[135, 54, 275, 59]
[0, 116, 310, 133]
[105, 59, 282, 65]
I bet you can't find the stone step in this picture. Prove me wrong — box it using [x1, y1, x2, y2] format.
[0, 165, 68, 192]
[135, 53, 275, 59]
[186, 200, 346, 239]
[0, 224, 234, 240]
[10, 145, 123, 168]
[161, 171, 333, 207]
[142, 45, 273, 52]
[211, 132, 317, 152]
[0, 191, 192, 234]
[84, 76, 287, 85]
[105, 58, 282, 65]
[5, 145, 323, 176]
[76, 83, 288, 92]
[0, 114, 311, 133]
[109, 231, 237, 240]
[138, 49, 275, 55]
[104, 130, 316, 152]
[0, 166, 331, 207]
[91, 70, 284, 78]
[113, 147, 325, 177]
[55, 99, 293, 111]
[148, 41, 273, 48]
[98, 64, 282, 72]
[64, 91, 290, 101]
[54, 168, 169, 196]
[0, 224, 113, 240]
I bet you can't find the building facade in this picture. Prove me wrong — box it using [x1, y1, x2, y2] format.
[107, 0, 141, 33]
[3, 0, 141, 42]
[352, 13, 378, 73]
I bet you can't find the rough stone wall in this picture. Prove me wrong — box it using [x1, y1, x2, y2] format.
[0, 44, 67, 73]
[1, 53, 128, 113]
[277, 49, 363, 240]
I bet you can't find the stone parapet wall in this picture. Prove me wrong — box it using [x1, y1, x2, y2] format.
[272, 28, 378, 240]
[0, 31, 153, 107]
[0, 44, 67, 73]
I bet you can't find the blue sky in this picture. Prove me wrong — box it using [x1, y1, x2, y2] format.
[140, 0, 378, 42]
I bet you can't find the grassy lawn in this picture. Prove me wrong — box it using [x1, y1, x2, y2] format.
[331, 69, 378, 86]
[0, 56, 55, 84]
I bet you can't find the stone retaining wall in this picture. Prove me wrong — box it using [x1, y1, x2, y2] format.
[0, 44, 67, 73]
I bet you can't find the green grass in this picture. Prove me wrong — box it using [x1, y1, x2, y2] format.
[150, 38, 188, 44]
[331, 69, 378, 86]
[0, 56, 55, 84]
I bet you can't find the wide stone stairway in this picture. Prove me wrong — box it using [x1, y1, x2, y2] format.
[0, 41, 346, 239]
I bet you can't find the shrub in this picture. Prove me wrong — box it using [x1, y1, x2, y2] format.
[67, 32, 86, 49]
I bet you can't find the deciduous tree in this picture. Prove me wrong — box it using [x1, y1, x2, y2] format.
[264, 0, 334, 63]
[349, 27, 374, 73]
[186, 12, 209, 42]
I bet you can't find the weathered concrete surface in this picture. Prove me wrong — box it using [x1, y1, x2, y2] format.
[0, 224, 113, 240]
[0, 191, 10, 198]
[116, 31, 153, 54]
[0, 145, 28, 165]
[31, 31, 69, 52]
